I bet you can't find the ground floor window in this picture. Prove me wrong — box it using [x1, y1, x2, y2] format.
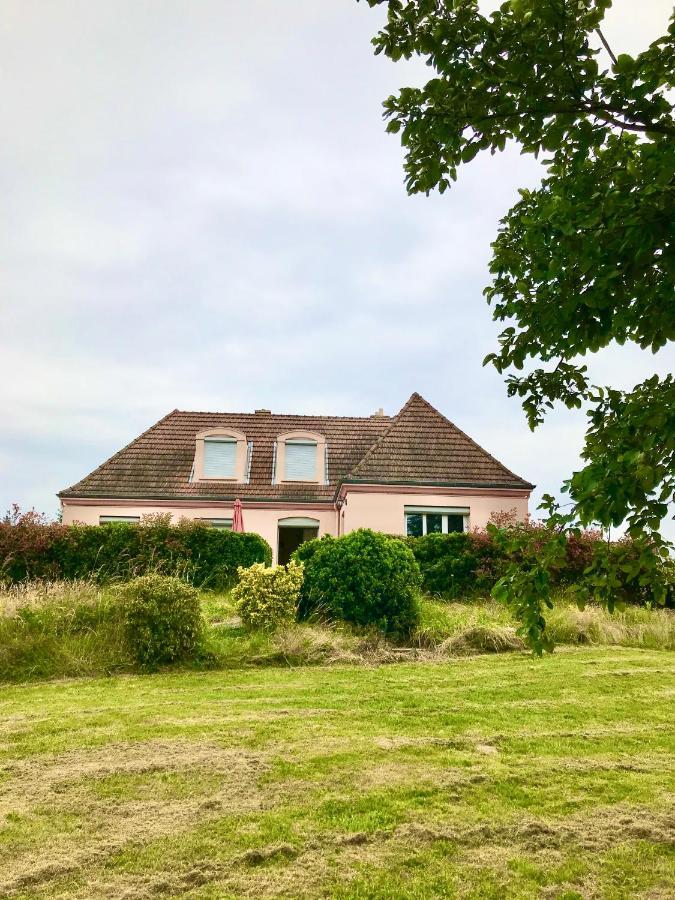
[99, 515, 141, 524]
[198, 518, 233, 529]
[404, 507, 469, 537]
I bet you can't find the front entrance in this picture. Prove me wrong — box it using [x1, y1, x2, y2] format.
[277, 517, 320, 565]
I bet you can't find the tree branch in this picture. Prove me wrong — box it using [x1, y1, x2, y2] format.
[596, 28, 618, 66]
[409, 103, 675, 138]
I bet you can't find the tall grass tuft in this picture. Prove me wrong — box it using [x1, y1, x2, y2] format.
[0, 580, 131, 681]
[545, 602, 675, 650]
[1, 582, 673, 683]
[413, 595, 675, 654]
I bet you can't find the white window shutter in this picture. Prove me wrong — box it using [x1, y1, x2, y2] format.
[284, 441, 317, 481]
[203, 439, 236, 478]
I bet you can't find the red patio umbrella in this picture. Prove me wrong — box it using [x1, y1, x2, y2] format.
[232, 498, 244, 532]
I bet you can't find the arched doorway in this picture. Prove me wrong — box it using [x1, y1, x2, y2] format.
[277, 517, 319, 565]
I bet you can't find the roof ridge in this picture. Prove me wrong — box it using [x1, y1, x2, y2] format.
[172, 410, 393, 421]
[57, 409, 179, 497]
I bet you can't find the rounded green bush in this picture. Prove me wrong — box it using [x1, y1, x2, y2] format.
[298, 529, 421, 638]
[118, 574, 202, 668]
[291, 534, 334, 567]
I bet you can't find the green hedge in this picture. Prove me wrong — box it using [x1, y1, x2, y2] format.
[406, 532, 498, 597]
[396, 528, 671, 605]
[0, 519, 272, 588]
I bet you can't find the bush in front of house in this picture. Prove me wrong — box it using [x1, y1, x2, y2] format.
[118, 574, 203, 668]
[298, 529, 421, 638]
[403, 526, 613, 600]
[0, 513, 272, 588]
[232, 561, 304, 630]
[291, 534, 334, 566]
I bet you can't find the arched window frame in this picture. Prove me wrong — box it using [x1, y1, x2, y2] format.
[193, 428, 249, 483]
[273, 430, 327, 484]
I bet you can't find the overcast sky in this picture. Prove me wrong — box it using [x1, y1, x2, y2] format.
[1, 0, 673, 536]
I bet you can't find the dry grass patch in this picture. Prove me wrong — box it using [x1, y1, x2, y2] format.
[439, 624, 526, 655]
[0, 580, 105, 618]
[0, 739, 268, 897]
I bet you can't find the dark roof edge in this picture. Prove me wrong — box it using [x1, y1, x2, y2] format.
[174, 410, 393, 422]
[348, 392, 532, 488]
[59, 490, 336, 504]
[407, 393, 533, 487]
[340, 478, 535, 491]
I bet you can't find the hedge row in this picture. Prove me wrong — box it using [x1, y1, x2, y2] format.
[0, 516, 272, 588]
[395, 529, 672, 606]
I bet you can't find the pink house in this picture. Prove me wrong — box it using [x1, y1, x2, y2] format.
[59, 393, 533, 564]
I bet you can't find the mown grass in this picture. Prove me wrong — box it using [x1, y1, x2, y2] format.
[1, 581, 674, 683]
[0, 650, 673, 898]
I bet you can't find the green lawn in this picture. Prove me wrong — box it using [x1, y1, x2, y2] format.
[1, 649, 674, 898]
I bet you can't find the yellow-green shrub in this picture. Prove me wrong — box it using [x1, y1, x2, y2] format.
[233, 562, 304, 630]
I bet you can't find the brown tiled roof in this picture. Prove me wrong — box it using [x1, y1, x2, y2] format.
[347, 393, 533, 490]
[59, 393, 532, 502]
[59, 410, 393, 503]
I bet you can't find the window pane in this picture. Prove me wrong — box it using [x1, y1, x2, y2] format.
[426, 514, 443, 534]
[203, 439, 236, 478]
[284, 441, 317, 481]
[99, 516, 140, 524]
[406, 514, 423, 537]
[446, 514, 464, 533]
[199, 518, 233, 529]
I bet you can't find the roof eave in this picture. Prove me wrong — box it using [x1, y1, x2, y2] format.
[339, 478, 535, 491]
[59, 490, 336, 504]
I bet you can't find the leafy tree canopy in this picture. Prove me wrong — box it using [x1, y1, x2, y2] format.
[362, 0, 674, 649]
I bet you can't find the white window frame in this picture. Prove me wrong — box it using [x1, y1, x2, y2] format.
[245, 441, 253, 483]
[273, 431, 326, 484]
[404, 506, 470, 536]
[193, 428, 247, 482]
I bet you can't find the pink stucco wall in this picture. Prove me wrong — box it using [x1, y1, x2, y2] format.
[61, 501, 337, 564]
[340, 487, 529, 535]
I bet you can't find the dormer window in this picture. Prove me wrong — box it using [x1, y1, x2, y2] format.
[273, 431, 327, 484]
[284, 439, 317, 481]
[203, 437, 236, 479]
[193, 428, 248, 482]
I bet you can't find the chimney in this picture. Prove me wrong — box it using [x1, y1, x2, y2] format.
[255, 408, 271, 415]
[371, 407, 385, 417]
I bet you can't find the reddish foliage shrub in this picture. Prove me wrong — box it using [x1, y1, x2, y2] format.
[0, 507, 271, 588]
[390, 516, 664, 606]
